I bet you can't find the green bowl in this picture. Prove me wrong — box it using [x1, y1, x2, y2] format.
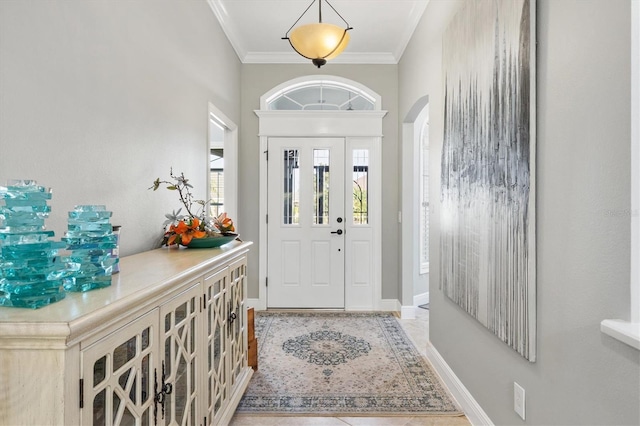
[185, 234, 238, 248]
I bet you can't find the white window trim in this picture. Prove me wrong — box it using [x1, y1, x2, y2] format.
[601, 0, 640, 350]
[207, 102, 238, 225]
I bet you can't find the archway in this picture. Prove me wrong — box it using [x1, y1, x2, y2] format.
[401, 95, 430, 319]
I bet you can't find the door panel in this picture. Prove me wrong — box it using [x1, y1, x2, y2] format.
[311, 240, 331, 286]
[281, 241, 301, 286]
[267, 138, 345, 308]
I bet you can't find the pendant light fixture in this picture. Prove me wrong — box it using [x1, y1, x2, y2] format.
[282, 0, 353, 68]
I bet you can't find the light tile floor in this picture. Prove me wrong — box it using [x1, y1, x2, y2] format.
[230, 307, 471, 426]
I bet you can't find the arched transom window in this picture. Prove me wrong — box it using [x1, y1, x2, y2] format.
[266, 79, 377, 111]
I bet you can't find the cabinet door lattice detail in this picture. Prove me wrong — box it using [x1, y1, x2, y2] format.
[159, 284, 201, 426]
[81, 310, 157, 426]
[228, 259, 247, 388]
[203, 268, 229, 425]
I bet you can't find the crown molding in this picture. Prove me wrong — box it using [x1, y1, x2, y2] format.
[394, 0, 430, 60]
[208, 0, 427, 65]
[207, 0, 246, 61]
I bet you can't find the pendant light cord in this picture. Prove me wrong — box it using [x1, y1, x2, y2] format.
[283, 0, 318, 37]
[283, 0, 352, 38]
[324, 0, 351, 29]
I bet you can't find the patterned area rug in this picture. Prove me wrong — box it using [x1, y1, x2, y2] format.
[236, 311, 463, 416]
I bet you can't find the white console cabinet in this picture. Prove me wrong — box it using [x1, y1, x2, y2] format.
[0, 241, 252, 426]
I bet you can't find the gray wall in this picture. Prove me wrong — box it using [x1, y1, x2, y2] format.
[400, 0, 639, 424]
[239, 64, 399, 300]
[0, 0, 241, 256]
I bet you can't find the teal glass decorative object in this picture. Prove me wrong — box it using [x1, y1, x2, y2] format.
[62, 205, 118, 292]
[111, 225, 121, 273]
[0, 180, 68, 309]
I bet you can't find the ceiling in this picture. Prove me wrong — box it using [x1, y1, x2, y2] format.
[207, 0, 430, 65]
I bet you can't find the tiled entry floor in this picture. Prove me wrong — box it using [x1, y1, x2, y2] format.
[230, 308, 471, 426]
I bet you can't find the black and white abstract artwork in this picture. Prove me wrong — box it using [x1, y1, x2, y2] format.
[440, 0, 536, 361]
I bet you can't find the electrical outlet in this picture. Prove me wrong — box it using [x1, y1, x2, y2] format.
[514, 382, 526, 420]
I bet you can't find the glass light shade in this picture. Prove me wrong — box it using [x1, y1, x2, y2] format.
[289, 23, 350, 60]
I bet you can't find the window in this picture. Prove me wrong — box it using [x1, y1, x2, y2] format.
[601, 0, 640, 350]
[267, 80, 375, 111]
[631, 0, 640, 327]
[313, 149, 330, 225]
[633, 0, 640, 327]
[283, 150, 300, 225]
[419, 111, 430, 274]
[352, 149, 369, 225]
[209, 150, 224, 217]
[209, 120, 225, 218]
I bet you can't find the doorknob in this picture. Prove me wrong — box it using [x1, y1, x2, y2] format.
[331, 229, 343, 235]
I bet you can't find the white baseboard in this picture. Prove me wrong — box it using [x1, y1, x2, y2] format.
[425, 343, 493, 426]
[400, 292, 429, 319]
[247, 298, 264, 311]
[379, 298, 401, 312]
[401, 305, 416, 319]
[252, 299, 398, 312]
[414, 291, 429, 307]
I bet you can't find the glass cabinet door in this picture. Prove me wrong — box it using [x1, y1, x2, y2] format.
[203, 268, 229, 425]
[79, 257, 249, 426]
[158, 284, 201, 426]
[81, 310, 157, 426]
[227, 258, 247, 390]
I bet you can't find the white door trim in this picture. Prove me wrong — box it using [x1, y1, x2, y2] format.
[255, 111, 386, 311]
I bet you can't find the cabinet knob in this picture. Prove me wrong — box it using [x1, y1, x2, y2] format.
[154, 361, 173, 421]
[162, 382, 173, 396]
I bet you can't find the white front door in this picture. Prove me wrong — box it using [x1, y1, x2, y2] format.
[267, 137, 345, 308]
